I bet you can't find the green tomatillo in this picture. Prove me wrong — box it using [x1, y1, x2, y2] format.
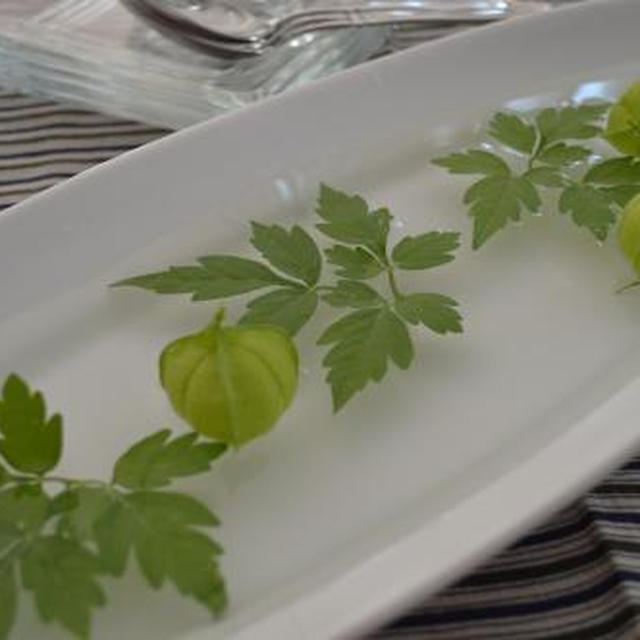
[159, 310, 298, 447]
[618, 192, 640, 275]
[605, 80, 640, 156]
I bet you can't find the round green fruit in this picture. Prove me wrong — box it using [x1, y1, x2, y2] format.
[605, 80, 640, 156]
[618, 192, 640, 274]
[159, 311, 298, 447]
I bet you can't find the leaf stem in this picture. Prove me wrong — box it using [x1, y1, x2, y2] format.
[386, 267, 403, 301]
[527, 134, 545, 171]
[5, 473, 110, 490]
[616, 279, 640, 294]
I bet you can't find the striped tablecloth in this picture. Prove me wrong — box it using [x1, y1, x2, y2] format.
[2, 89, 640, 639]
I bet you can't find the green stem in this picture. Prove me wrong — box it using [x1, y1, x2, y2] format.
[212, 308, 226, 329]
[386, 267, 403, 301]
[616, 279, 640, 294]
[6, 473, 110, 490]
[527, 134, 545, 171]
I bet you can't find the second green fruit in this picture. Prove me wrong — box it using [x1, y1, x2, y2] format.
[159, 311, 298, 447]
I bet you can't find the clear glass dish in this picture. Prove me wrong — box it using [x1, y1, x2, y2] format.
[0, 0, 387, 128]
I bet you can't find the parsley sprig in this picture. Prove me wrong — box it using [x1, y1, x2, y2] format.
[433, 102, 640, 248]
[0, 374, 227, 640]
[114, 184, 463, 411]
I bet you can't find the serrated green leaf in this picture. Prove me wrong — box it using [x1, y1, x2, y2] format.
[92, 496, 132, 576]
[537, 142, 591, 166]
[395, 294, 463, 334]
[322, 280, 384, 309]
[536, 104, 608, 144]
[113, 430, 227, 490]
[128, 491, 219, 528]
[57, 487, 113, 544]
[0, 562, 17, 640]
[0, 486, 49, 533]
[524, 167, 565, 187]
[324, 245, 384, 279]
[391, 231, 460, 270]
[318, 307, 413, 411]
[559, 184, 616, 241]
[464, 175, 540, 249]
[112, 256, 289, 301]
[584, 157, 640, 185]
[599, 184, 640, 207]
[0, 374, 62, 475]
[432, 149, 510, 176]
[21, 535, 105, 639]
[488, 112, 536, 154]
[239, 287, 318, 336]
[48, 490, 79, 517]
[0, 521, 21, 567]
[315, 184, 391, 257]
[250, 222, 322, 286]
[94, 490, 225, 615]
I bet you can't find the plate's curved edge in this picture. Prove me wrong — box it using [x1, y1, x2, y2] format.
[184, 373, 640, 640]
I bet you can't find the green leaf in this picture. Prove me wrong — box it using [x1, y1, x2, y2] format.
[48, 490, 79, 517]
[315, 184, 391, 257]
[113, 430, 227, 490]
[599, 184, 640, 207]
[536, 104, 608, 144]
[0, 486, 49, 533]
[464, 176, 541, 248]
[322, 280, 385, 309]
[584, 157, 640, 185]
[0, 562, 17, 640]
[537, 142, 591, 166]
[21, 535, 105, 639]
[392, 232, 460, 270]
[250, 222, 322, 286]
[239, 287, 318, 336]
[432, 149, 510, 176]
[57, 487, 113, 543]
[324, 245, 384, 279]
[91, 495, 132, 576]
[112, 256, 289, 301]
[396, 294, 463, 334]
[93, 491, 226, 615]
[488, 112, 536, 154]
[524, 167, 565, 187]
[0, 374, 62, 475]
[0, 463, 7, 488]
[318, 307, 413, 411]
[0, 519, 20, 557]
[559, 184, 617, 241]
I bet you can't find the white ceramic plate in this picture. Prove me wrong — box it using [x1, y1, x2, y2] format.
[3, 1, 640, 638]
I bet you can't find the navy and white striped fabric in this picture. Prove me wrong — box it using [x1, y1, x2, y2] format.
[2, 88, 640, 639]
[0, 92, 165, 211]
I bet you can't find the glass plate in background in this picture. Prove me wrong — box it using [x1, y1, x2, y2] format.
[0, 0, 387, 128]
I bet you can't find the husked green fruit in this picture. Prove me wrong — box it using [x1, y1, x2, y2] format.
[619, 192, 640, 274]
[605, 80, 640, 156]
[159, 311, 298, 447]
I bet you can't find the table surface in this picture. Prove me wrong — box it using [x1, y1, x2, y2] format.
[2, 83, 640, 639]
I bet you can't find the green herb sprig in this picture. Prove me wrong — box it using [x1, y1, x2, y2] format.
[433, 102, 640, 248]
[0, 374, 227, 640]
[114, 184, 463, 411]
